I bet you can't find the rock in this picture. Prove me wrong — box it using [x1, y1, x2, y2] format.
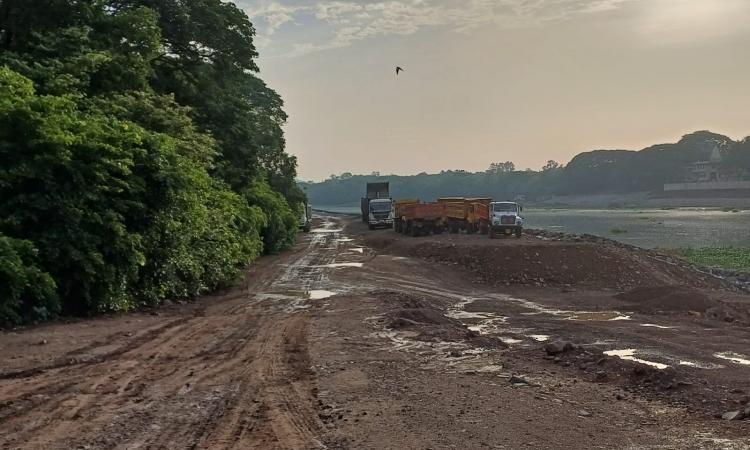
[722, 410, 744, 421]
[544, 341, 575, 356]
[509, 375, 530, 386]
[577, 410, 592, 417]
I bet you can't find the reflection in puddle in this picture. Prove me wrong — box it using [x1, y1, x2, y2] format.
[641, 323, 675, 329]
[311, 228, 343, 233]
[336, 237, 354, 243]
[715, 352, 750, 366]
[529, 334, 550, 342]
[500, 337, 523, 345]
[322, 262, 364, 268]
[351, 247, 364, 253]
[679, 360, 724, 369]
[309, 290, 336, 300]
[604, 349, 668, 370]
[570, 312, 631, 321]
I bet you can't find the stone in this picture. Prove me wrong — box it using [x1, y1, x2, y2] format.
[544, 341, 575, 356]
[722, 410, 744, 421]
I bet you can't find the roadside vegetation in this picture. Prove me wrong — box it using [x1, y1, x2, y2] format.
[664, 248, 750, 272]
[0, 1, 304, 325]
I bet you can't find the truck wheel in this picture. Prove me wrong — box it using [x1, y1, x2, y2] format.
[411, 226, 420, 237]
[515, 228, 522, 238]
[433, 226, 443, 235]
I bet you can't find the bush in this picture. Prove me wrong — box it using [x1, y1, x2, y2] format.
[245, 179, 299, 254]
[0, 235, 58, 325]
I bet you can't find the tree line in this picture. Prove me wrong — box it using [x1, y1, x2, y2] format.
[302, 131, 750, 205]
[0, 1, 304, 324]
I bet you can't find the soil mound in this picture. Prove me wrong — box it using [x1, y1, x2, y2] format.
[614, 285, 715, 313]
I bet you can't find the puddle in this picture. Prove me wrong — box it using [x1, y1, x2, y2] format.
[391, 256, 409, 261]
[308, 290, 336, 300]
[350, 247, 364, 253]
[311, 228, 343, 233]
[529, 334, 550, 342]
[640, 323, 675, 329]
[447, 298, 508, 335]
[603, 349, 669, 370]
[336, 237, 354, 243]
[321, 262, 364, 268]
[500, 337, 523, 345]
[715, 352, 750, 366]
[570, 312, 631, 321]
[679, 360, 724, 369]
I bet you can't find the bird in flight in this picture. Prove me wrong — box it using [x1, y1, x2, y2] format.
[396, 66, 404, 75]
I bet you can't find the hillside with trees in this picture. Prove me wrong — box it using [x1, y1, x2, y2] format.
[301, 131, 750, 206]
[0, 1, 303, 324]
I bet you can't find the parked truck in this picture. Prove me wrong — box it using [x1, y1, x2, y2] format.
[361, 182, 394, 229]
[438, 197, 492, 234]
[393, 200, 445, 237]
[488, 201, 523, 238]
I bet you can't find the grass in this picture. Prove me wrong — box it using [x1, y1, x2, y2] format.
[662, 247, 750, 272]
[609, 228, 628, 234]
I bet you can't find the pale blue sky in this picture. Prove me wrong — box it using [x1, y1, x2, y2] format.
[239, 0, 750, 180]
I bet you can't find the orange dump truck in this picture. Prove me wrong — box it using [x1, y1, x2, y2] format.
[393, 199, 446, 237]
[437, 197, 492, 234]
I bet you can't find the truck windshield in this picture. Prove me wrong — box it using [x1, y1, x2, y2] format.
[370, 201, 392, 212]
[493, 203, 518, 213]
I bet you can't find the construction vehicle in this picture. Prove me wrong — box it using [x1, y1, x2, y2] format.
[438, 197, 492, 234]
[298, 202, 312, 232]
[488, 201, 523, 238]
[361, 182, 393, 229]
[393, 200, 445, 237]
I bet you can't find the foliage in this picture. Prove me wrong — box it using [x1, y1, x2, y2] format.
[302, 131, 750, 206]
[0, 1, 302, 323]
[0, 235, 58, 325]
[668, 248, 750, 272]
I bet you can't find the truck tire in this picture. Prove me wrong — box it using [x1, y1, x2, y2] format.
[411, 225, 420, 237]
[515, 228, 522, 238]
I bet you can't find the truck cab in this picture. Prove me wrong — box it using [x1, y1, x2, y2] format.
[489, 201, 523, 238]
[367, 198, 394, 229]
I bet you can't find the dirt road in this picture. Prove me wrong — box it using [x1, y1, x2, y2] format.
[1, 215, 750, 449]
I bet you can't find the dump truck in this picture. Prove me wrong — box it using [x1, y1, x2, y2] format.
[438, 197, 492, 234]
[488, 201, 523, 238]
[361, 182, 394, 229]
[393, 200, 445, 237]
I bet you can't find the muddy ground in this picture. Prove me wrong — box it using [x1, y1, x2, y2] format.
[1, 215, 750, 449]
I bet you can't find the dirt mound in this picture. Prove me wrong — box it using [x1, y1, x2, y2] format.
[614, 285, 715, 313]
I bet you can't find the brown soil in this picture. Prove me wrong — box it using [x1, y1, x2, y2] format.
[1, 215, 750, 449]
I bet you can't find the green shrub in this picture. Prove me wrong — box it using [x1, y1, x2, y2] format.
[0, 235, 58, 325]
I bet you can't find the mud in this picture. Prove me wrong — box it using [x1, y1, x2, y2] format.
[1, 215, 750, 449]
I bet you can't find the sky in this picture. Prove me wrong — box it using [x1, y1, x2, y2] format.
[239, 0, 750, 181]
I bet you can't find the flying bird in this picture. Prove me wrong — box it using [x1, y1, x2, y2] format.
[396, 66, 404, 75]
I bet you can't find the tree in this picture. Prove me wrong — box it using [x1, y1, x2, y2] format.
[486, 161, 515, 174]
[541, 160, 561, 171]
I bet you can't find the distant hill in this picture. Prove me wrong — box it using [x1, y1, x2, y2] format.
[300, 131, 750, 206]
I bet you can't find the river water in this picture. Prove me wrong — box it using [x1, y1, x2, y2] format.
[314, 205, 750, 249]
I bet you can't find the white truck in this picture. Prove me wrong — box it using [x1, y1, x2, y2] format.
[488, 201, 523, 238]
[366, 198, 394, 230]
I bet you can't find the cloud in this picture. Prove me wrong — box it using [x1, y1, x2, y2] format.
[244, 0, 638, 57]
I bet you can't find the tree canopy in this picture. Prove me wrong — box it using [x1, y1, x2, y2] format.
[0, 1, 303, 324]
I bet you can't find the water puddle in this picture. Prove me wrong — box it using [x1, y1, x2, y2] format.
[391, 256, 409, 261]
[640, 323, 675, 329]
[311, 228, 343, 233]
[603, 349, 669, 370]
[350, 247, 364, 253]
[447, 298, 508, 335]
[529, 334, 550, 342]
[308, 290, 336, 300]
[569, 312, 631, 321]
[715, 352, 750, 366]
[321, 262, 364, 268]
[336, 237, 354, 243]
[500, 337, 523, 345]
[679, 360, 724, 369]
